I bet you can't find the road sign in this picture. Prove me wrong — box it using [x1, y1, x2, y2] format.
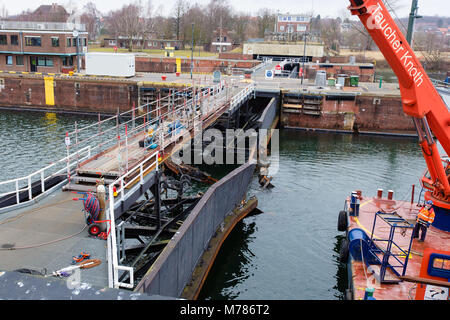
[274, 64, 282, 75]
[213, 70, 221, 83]
[265, 69, 274, 80]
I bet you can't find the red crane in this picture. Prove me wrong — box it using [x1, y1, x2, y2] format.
[348, 0, 450, 231]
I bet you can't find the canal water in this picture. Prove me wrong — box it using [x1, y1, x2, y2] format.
[0, 109, 432, 299]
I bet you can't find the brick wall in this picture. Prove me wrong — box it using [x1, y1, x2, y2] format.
[135, 57, 258, 73]
[0, 75, 137, 113]
[282, 93, 415, 132]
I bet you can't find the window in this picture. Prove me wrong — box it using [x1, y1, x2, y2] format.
[83, 38, 87, 46]
[10, 35, 18, 45]
[51, 37, 59, 47]
[297, 25, 306, 32]
[16, 55, 24, 65]
[25, 37, 41, 46]
[67, 37, 71, 47]
[62, 56, 73, 66]
[5, 55, 12, 65]
[0, 35, 7, 45]
[37, 57, 53, 67]
[280, 25, 285, 31]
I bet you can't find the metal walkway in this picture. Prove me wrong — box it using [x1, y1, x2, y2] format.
[0, 78, 255, 291]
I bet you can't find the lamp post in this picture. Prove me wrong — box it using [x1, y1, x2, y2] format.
[72, 29, 80, 72]
[190, 23, 194, 80]
[301, 32, 308, 85]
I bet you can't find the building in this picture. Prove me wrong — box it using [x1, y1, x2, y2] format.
[276, 13, 311, 34]
[243, 41, 324, 60]
[8, 3, 69, 23]
[0, 21, 88, 73]
[103, 37, 182, 50]
[210, 28, 238, 53]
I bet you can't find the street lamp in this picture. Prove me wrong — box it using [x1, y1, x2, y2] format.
[301, 32, 308, 85]
[72, 29, 80, 72]
[190, 23, 194, 80]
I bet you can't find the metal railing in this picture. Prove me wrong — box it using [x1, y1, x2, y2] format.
[104, 80, 240, 289]
[0, 20, 86, 32]
[0, 146, 91, 208]
[230, 83, 255, 111]
[107, 149, 160, 289]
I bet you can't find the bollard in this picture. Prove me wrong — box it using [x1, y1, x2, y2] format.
[350, 191, 360, 217]
[387, 190, 394, 200]
[96, 179, 107, 232]
[377, 189, 383, 199]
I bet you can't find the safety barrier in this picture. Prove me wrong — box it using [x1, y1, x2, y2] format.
[99, 79, 253, 289]
[134, 161, 256, 297]
[0, 146, 91, 212]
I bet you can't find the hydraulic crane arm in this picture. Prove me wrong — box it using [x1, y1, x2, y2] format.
[348, 0, 450, 202]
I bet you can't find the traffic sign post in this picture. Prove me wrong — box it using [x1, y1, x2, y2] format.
[274, 64, 282, 75]
[265, 70, 274, 80]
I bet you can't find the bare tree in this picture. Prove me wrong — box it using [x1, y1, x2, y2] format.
[172, 0, 189, 41]
[256, 8, 275, 38]
[80, 2, 101, 41]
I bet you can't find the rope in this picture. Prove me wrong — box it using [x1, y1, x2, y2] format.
[360, 239, 369, 283]
[0, 224, 87, 251]
[0, 198, 74, 226]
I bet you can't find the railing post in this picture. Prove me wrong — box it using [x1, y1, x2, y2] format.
[41, 171, 45, 193]
[107, 185, 115, 288]
[15, 180, 19, 204]
[28, 176, 32, 201]
[75, 121, 79, 168]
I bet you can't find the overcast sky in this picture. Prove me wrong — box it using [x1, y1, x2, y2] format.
[2, 0, 448, 19]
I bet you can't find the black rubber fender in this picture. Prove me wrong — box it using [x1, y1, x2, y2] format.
[339, 238, 349, 263]
[338, 210, 348, 232]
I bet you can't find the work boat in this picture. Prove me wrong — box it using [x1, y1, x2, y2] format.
[338, 0, 450, 301]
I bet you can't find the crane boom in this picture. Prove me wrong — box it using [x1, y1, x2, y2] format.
[348, 0, 450, 211]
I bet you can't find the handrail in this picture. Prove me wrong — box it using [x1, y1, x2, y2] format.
[107, 150, 159, 289]
[0, 146, 91, 203]
[103, 79, 245, 289]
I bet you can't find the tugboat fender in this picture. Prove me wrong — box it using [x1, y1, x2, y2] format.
[338, 210, 348, 231]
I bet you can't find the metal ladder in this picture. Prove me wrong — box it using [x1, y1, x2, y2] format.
[368, 211, 415, 283]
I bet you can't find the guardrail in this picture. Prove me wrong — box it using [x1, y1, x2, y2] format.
[0, 146, 91, 209]
[102, 79, 241, 289]
[107, 150, 160, 289]
[230, 83, 255, 111]
[430, 78, 449, 89]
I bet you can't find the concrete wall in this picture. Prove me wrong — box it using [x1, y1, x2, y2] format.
[243, 42, 324, 58]
[135, 57, 259, 74]
[257, 97, 278, 130]
[134, 162, 256, 297]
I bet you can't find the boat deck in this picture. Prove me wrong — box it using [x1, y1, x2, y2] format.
[347, 194, 450, 300]
[0, 189, 109, 288]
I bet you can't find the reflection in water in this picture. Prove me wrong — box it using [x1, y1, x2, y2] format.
[0, 111, 427, 300]
[198, 220, 257, 300]
[333, 235, 348, 300]
[200, 130, 424, 300]
[0, 110, 98, 182]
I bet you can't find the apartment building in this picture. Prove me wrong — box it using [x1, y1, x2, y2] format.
[0, 21, 88, 73]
